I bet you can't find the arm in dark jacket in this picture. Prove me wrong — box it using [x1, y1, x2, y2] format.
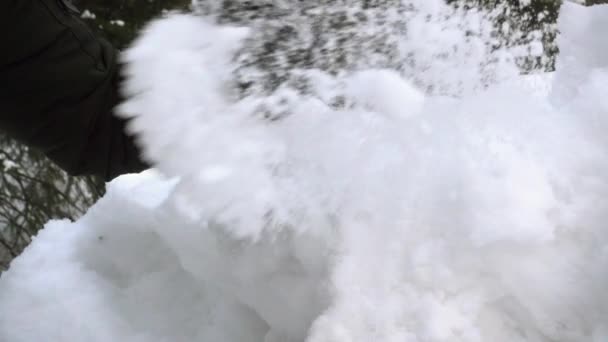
[0, 0, 148, 181]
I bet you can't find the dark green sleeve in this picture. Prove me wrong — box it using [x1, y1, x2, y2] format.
[0, 0, 148, 181]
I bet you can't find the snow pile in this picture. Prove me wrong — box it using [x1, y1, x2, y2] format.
[2, 2, 608, 342]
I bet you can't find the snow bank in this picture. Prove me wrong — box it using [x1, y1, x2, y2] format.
[2, 2, 608, 342]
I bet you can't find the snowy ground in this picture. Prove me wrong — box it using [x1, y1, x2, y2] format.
[2, 2, 608, 342]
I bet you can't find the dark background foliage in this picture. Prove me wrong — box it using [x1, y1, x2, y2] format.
[73, 0, 191, 49]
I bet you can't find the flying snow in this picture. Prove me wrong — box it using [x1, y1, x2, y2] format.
[1, 2, 608, 342]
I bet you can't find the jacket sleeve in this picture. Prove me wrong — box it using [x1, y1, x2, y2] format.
[0, 0, 148, 181]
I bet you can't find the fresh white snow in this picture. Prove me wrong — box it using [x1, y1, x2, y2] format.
[2, 2, 608, 342]
[81, 9, 97, 20]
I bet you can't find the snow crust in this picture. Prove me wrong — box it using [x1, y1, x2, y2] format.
[2, 2, 608, 342]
